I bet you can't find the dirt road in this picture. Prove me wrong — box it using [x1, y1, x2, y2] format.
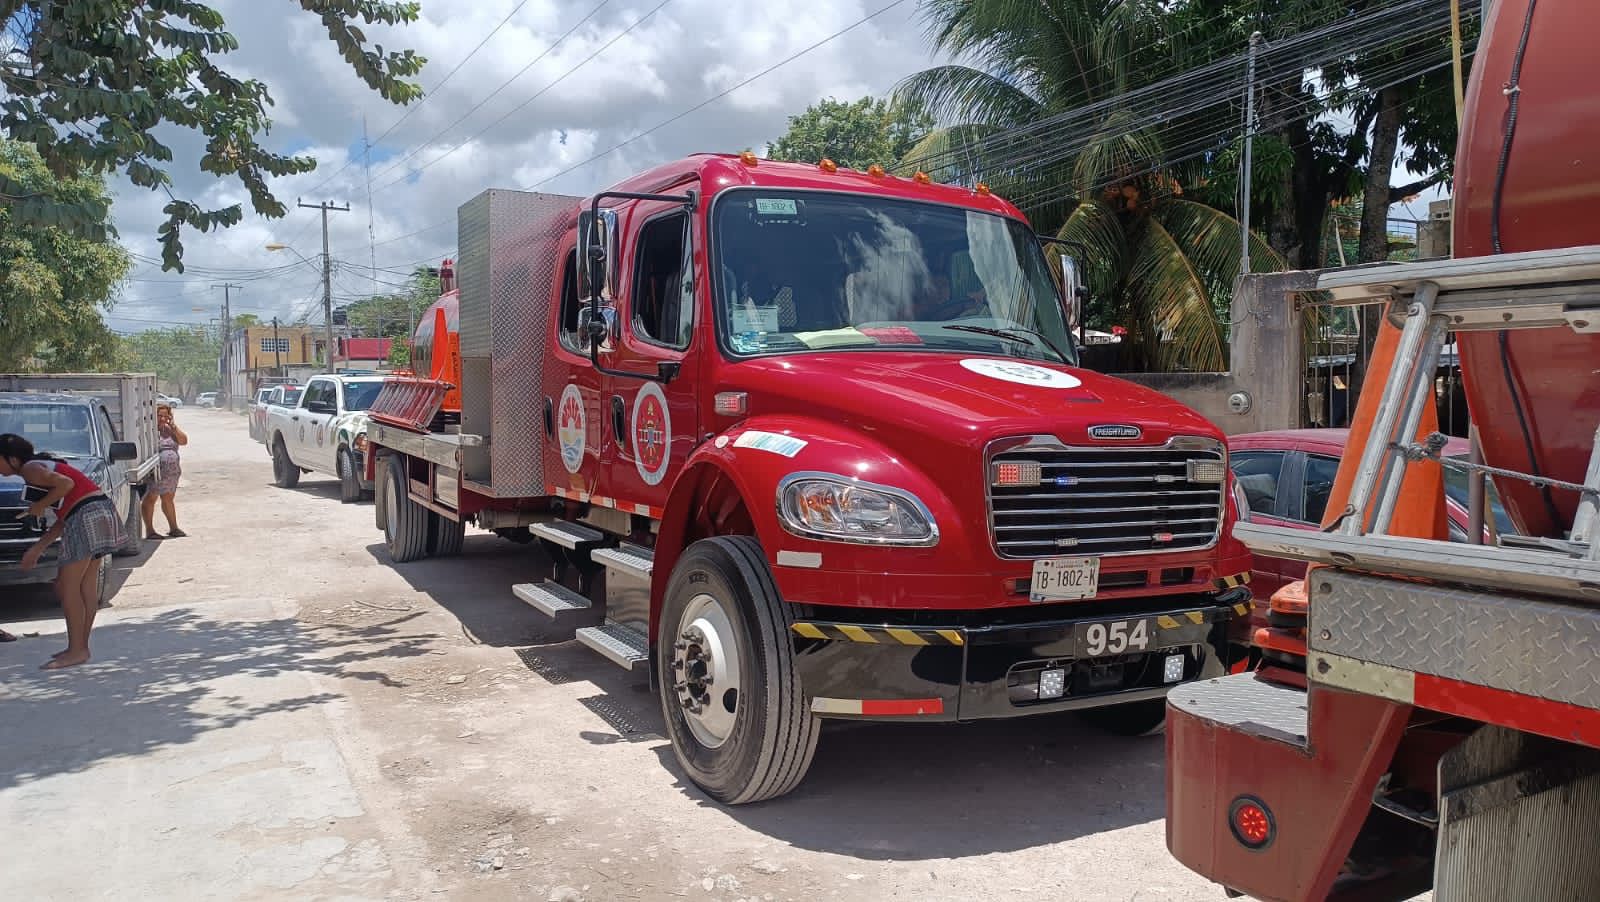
[1, 410, 1221, 901]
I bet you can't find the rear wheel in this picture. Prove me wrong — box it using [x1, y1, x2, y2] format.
[1078, 698, 1169, 736]
[113, 489, 142, 557]
[96, 555, 113, 608]
[271, 437, 300, 488]
[337, 447, 361, 504]
[656, 536, 818, 804]
[381, 454, 429, 563]
[428, 511, 465, 557]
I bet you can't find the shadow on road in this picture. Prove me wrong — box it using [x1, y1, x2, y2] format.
[0, 605, 435, 792]
[363, 538, 569, 647]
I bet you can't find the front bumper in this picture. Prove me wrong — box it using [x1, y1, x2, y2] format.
[0, 544, 60, 587]
[792, 588, 1248, 721]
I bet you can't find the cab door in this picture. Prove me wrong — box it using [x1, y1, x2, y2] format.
[544, 233, 609, 502]
[598, 198, 700, 516]
[298, 378, 338, 471]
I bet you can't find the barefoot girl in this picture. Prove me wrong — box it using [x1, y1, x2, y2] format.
[0, 433, 124, 669]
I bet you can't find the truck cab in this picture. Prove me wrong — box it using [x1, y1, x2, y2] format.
[367, 155, 1256, 803]
[267, 375, 384, 502]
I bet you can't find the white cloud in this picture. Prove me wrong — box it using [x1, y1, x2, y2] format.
[107, 0, 939, 333]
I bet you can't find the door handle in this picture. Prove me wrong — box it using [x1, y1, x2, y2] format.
[543, 397, 554, 438]
[611, 396, 627, 450]
[291, 416, 299, 421]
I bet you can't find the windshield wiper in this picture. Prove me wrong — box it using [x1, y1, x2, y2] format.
[941, 324, 1072, 364]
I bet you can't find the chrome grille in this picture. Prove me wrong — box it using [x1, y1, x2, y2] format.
[988, 439, 1226, 558]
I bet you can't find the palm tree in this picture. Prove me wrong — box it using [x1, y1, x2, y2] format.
[894, 0, 1281, 371]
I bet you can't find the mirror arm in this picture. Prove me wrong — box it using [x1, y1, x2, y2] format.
[585, 189, 696, 385]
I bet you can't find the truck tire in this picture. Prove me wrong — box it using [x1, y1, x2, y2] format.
[114, 488, 142, 557]
[271, 436, 300, 488]
[1078, 698, 1168, 737]
[381, 454, 429, 563]
[656, 536, 819, 805]
[428, 512, 465, 557]
[373, 455, 388, 531]
[337, 447, 361, 504]
[96, 555, 113, 608]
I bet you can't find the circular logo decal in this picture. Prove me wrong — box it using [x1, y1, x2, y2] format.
[631, 382, 671, 486]
[315, 424, 325, 448]
[557, 384, 586, 475]
[959, 357, 1082, 389]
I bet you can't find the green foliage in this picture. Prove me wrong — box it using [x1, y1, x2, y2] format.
[895, 0, 1283, 371]
[120, 326, 219, 398]
[0, 141, 130, 371]
[0, 0, 426, 270]
[766, 96, 933, 171]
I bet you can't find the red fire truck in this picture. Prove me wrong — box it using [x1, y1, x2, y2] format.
[1166, 1, 1600, 898]
[365, 153, 1255, 803]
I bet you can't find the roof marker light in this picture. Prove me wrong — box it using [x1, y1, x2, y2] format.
[867, 164, 886, 178]
[819, 158, 838, 173]
[739, 150, 759, 167]
[976, 182, 991, 196]
[913, 171, 932, 185]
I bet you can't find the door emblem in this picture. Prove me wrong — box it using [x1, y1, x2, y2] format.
[1088, 424, 1142, 441]
[632, 382, 671, 486]
[557, 384, 586, 474]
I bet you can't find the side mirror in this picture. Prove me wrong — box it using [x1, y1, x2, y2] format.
[577, 208, 619, 302]
[576, 305, 617, 353]
[1059, 254, 1084, 333]
[109, 441, 137, 462]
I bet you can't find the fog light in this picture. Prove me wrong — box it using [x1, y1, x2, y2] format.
[1163, 653, 1185, 683]
[1229, 796, 1275, 849]
[1038, 667, 1066, 699]
[993, 460, 1041, 487]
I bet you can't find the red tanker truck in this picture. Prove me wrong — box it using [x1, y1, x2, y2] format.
[1166, 0, 1600, 898]
[365, 152, 1256, 803]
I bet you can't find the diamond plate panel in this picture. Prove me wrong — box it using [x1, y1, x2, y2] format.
[456, 189, 581, 497]
[1165, 674, 1308, 745]
[1310, 569, 1600, 709]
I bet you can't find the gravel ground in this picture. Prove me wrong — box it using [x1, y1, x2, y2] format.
[0, 409, 1225, 901]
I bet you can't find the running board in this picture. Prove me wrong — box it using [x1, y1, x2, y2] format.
[531, 520, 604, 550]
[592, 543, 654, 581]
[513, 580, 598, 624]
[1167, 673, 1309, 747]
[575, 621, 649, 671]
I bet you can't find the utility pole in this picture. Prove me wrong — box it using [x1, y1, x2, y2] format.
[298, 199, 349, 370]
[1240, 31, 1263, 278]
[213, 282, 241, 409]
[271, 316, 283, 375]
[363, 117, 383, 340]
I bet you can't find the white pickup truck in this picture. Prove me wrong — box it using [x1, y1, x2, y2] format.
[265, 374, 386, 503]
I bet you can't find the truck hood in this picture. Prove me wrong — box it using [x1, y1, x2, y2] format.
[726, 352, 1223, 453]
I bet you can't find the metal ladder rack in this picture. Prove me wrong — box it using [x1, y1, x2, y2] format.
[1233, 244, 1600, 595]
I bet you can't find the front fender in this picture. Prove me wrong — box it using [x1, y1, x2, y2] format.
[653, 415, 982, 618]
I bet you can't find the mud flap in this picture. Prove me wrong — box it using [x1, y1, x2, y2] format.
[1435, 725, 1600, 900]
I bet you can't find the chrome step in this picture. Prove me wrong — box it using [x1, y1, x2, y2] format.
[592, 543, 654, 581]
[530, 520, 604, 550]
[513, 580, 595, 621]
[575, 621, 649, 671]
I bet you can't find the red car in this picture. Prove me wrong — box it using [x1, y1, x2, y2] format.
[1228, 428, 1516, 601]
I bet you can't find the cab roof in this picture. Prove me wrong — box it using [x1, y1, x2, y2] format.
[594, 154, 1031, 224]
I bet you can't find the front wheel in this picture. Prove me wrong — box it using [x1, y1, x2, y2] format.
[337, 447, 361, 504]
[271, 437, 300, 488]
[1078, 698, 1168, 736]
[656, 536, 819, 805]
[113, 489, 142, 557]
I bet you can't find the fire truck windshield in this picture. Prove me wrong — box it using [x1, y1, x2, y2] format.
[711, 189, 1078, 365]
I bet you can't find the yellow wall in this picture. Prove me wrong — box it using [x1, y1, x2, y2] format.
[242, 326, 317, 369]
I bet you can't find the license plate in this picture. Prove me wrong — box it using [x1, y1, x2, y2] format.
[1073, 617, 1154, 658]
[1029, 556, 1100, 602]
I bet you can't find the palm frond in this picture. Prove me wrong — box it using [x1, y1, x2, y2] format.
[1070, 111, 1167, 195]
[893, 123, 1005, 181]
[1156, 198, 1285, 285]
[1054, 199, 1127, 304]
[1126, 214, 1228, 371]
[892, 65, 1044, 134]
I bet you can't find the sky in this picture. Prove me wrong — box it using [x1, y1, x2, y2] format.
[103, 0, 1446, 336]
[106, 0, 940, 334]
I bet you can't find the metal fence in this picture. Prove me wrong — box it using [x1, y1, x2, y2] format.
[1301, 300, 1468, 437]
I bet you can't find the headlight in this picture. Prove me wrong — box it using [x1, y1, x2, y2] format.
[1230, 477, 1252, 524]
[777, 473, 938, 546]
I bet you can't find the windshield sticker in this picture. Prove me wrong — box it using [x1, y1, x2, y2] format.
[631, 382, 671, 486]
[557, 384, 586, 474]
[859, 325, 923, 345]
[731, 331, 768, 354]
[755, 198, 799, 216]
[732, 304, 781, 334]
[793, 327, 873, 349]
[733, 430, 808, 458]
[960, 358, 1082, 389]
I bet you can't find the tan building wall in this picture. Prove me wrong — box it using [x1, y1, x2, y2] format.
[240, 326, 317, 370]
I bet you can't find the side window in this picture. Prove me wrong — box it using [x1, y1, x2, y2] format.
[304, 381, 330, 409]
[631, 212, 693, 349]
[1301, 454, 1340, 525]
[1230, 451, 1287, 518]
[557, 249, 583, 354]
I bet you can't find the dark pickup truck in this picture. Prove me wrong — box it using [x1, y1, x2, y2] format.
[0, 387, 158, 599]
